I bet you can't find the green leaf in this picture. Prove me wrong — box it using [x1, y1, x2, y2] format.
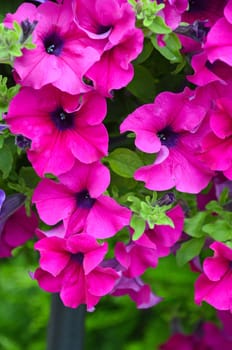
[131, 214, 146, 240]
[147, 16, 172, 34]
[134, 39, 153, 64]
[176, 237, 205, 266]
[151, 32, 183, 63]
[184, 211, 208, 238]
[202, 220, 232, 241]
[19, 167, 40, 189]
[126, 64, 157, 103]
[0, 143, 13, 178]
[107, 148, 143, 178]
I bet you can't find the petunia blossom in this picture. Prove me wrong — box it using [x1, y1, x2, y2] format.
[5, 85, 108, 176]
[5, 0, 100, 94]
[195, 241, 232, 311]
[73, 0, 144, 96]
[34, 233, 119, 309]
[120, 88, 213, 193]
[32, 160, 131, 239]
[115, 205, 184, 277]
[200, 97, 232, 180]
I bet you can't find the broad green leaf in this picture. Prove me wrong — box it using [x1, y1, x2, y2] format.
[107, 148, 143, 178]
[131, 214, 146, 240]
[127, 64, 157, 102]
[135, 39, 153, 64]
[176, 237, 205, 266]
[19, 167, 40, 189]
[184, 211, 207, 238]
[151, 32, 183, 63]
[0, 143, 13, 178]
[202, 220, 232, 241]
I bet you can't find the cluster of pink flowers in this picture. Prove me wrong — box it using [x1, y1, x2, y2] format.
[1, 0, 232, 323]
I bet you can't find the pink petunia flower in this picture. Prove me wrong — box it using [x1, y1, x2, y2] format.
[115, 205, 184, 277]
[158, 0, 188, 30]
[0, 191, 38, 258]
[6, 0, 100, 94]
[34, 233, 119, 309]
[5, 85, 108, 177]
[32, 160, 131, 238]
[200, 97, 232, 179]
[195, 241, 232, 311]
[120, 88, 213, 193]
[73, 0, 144, 96]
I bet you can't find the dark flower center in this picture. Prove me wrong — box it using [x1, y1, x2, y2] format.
[157, 126, 178, 148]
[188, 0, 207, 12]
[71, 252, 84, 265]
[50, 107, 75, 131]
[96, 25, 112, 35]
[76, 190, 96, 209]
[43, 32, 64, 56]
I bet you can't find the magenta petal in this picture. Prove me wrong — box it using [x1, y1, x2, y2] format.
[34, 268, 62, 293]
[86, 196, 131, 238]
[87, 266, 119, 296]
[33, 179, 75, 225]
[35, 237, 70, 276]
[203, 256, 229, 281]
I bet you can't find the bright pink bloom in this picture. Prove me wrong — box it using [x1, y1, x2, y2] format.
[111, 275, 162, 309]
[115, 205, 184, 277]
[34, 234, 119, 309]
[195, 242, 232, 311]
[120, 88, 213, 193]
[204, 16, 232, 68]
[200, 97, 232, 179]
[158, 0, 188, 30]
[73, 0, 144, 96]
[0, 191, 38, 258]
[33, 160, 131, 238]
[6, 85, 108, 177]
[6, 0, 100, 94]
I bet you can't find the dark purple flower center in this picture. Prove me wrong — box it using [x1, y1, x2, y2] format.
[44, 32, 64, 56]
[188, 0, 207, 12]
[51, 107, 75, 131]
[157, 126, 178, 148]
[96, 24, 112, 35]
[71, 252, 84, 265]
[76, 190, 96, 209]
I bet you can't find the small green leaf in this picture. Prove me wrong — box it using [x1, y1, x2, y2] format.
[107, 148, 143, 178]
[127, 64, 157, 102]
[184, 211, 208, 238]
[176, 237, 205, 266]
[151, 32, 183, 63]
[131, 214, 146, 240]
[202, 220, 232, 241]
[0, 143, 13, 178]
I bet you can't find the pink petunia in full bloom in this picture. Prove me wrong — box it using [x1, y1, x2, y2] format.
[195, 241, 232, 311]
[5, 85, 108, 177]
[120, 88, 213, 193]
[0, 191, 38, 258]
[5, 0, 100, 94]
[200, 97, 232, 180]
[32, 160, 131, 239]
[73, 0, 144, 96]
[115, 205, 184, 277]
[34, 233, 119, 309]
